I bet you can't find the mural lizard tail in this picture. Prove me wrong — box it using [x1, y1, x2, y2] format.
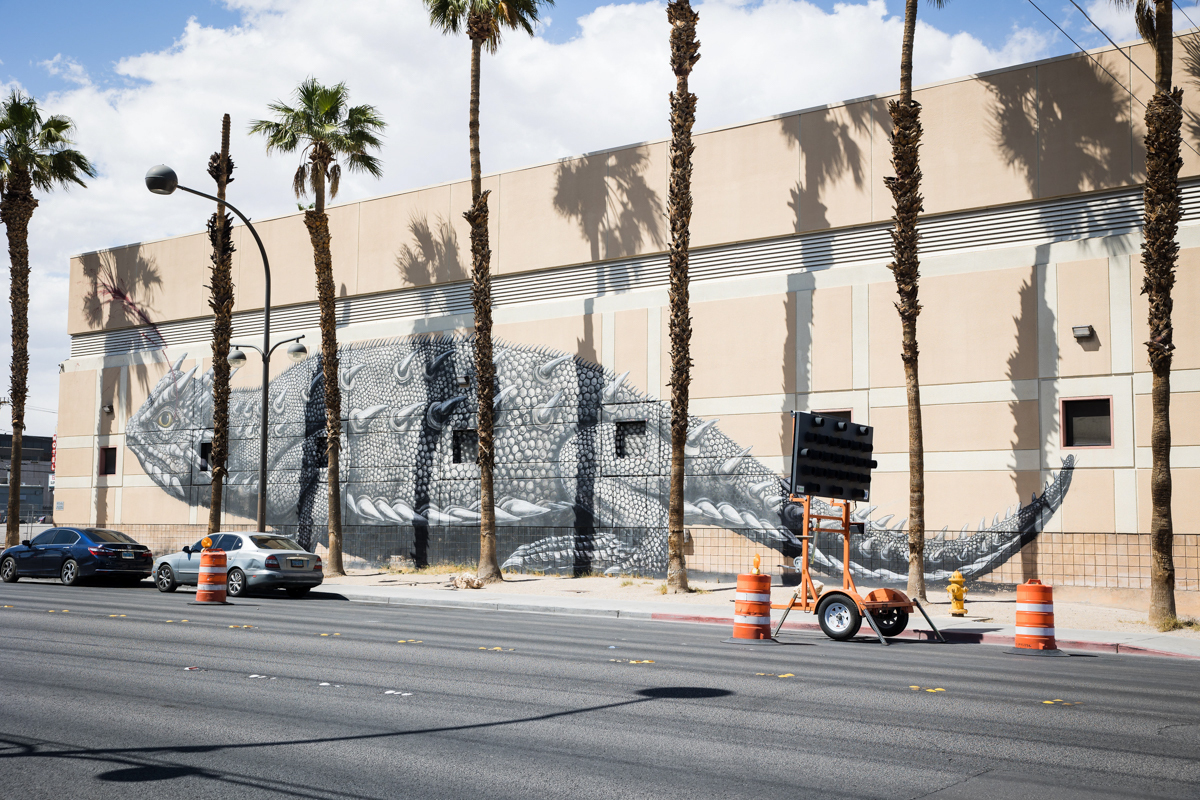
[126, 336, 1074, 581]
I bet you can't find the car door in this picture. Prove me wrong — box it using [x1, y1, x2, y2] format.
[17, 530, 57, 574]
[177, 539, 208, 585]
[47, 530, 81, 575]
[221, 534, 246, 572]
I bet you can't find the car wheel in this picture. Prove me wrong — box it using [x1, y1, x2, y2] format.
[872, 607, 909, 638]
[0, 557, 17, 583]
[156, 564, 178, 593]
[286, 587, 311, 598]
[816, 594, 862, 641]
[226, 568, 247, 597]
[60, 559, 81, 586]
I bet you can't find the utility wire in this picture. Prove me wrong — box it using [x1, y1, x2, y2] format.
[1175, 1, 1199, 33]
[1027, 0, 1200, 158]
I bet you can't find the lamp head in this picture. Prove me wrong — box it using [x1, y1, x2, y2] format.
[145, 165, 179, 195]
[227, 349, 248, 368]
[286, 341, 309, 363]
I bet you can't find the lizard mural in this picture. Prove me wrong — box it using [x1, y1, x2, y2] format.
[125, 335, 1074, 582]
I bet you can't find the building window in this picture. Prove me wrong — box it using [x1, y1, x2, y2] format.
[199, 441, 212, 472]
[1062, 397, 1112, 448]
[452, 429, 478, 464]
[615, 421, 648, 459]
[99, 447, 117, 475]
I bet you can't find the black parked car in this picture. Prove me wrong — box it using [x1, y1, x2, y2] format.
[0, 528, 154, 585]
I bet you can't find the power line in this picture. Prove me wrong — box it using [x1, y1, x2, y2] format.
[1027, 0, 1200, 158]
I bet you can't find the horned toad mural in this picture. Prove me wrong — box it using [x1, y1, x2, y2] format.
[126, 335, 1075, 582]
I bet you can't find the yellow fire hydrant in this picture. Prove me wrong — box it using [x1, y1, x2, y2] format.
[946, 570, 968, 617]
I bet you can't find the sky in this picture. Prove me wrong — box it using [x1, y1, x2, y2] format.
[0, 0, 1197, 437]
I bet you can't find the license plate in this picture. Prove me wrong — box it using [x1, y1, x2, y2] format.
[290, 559, 305, 568]
[122, 552, 134, 559]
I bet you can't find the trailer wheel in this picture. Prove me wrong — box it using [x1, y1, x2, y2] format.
[873, 607, 909, 637]
[817, 594, 862, 641]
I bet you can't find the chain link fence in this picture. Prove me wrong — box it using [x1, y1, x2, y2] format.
[62, 521, 1200, 591]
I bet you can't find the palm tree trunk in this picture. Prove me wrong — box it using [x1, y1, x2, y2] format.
[304, 158, 345, 575]
[2, 167, 37, 548]
[206, 114, 236, 536]
[466, 21, 501, 584]
[889, 0, 927, 600]
[1143, 1, 1181, 625]
[666, 0, 699, 593]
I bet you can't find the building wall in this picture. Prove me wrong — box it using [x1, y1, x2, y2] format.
[54, 36, 1200, 587]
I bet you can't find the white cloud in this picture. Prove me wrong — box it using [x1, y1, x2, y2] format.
[1, 0, 1048, 437]
[40, 55, 92, 87]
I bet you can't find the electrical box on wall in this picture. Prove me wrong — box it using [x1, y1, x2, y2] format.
[788, 411, 876, 501]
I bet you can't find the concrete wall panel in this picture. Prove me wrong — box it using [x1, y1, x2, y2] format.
[1132, 247, 1200, 372]
[357, 186, 462, 293]
[921, 65, 1039, 213]
[811, 285, 852, 392]
[1059, 467, 1116, 534]
[1056, 258, 1111, 377]
[688, 294, 795, 399]
[799, 101, 876, 230]
[493, 314, 600, 365]
[692, 117, 800, 247]
[58, 369, 96, 438]
[613, 308, 648, 393]
[1138, 467, 1200, 534]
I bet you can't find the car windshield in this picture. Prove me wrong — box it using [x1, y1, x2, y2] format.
[250, 536, 305, 551]
[86, 529, 137, 544]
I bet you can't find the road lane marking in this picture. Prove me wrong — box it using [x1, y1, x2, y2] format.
[397, 639, 423, 644]
[479, 646, 513, 651]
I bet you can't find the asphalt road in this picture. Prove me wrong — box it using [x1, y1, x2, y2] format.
[0, 580, 1197, 800]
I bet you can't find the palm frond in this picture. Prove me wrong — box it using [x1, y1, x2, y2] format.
[328, 162, 341, 198]
[0, 89, 94, 192]
[293, 162, 310, 199]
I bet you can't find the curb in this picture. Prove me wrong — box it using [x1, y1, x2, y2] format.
[339, 592, 1200, 660]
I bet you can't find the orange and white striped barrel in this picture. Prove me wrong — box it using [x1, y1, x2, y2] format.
[730, 573, 773, 641]
[195, 548, 228, 604]
[1014, 579, 1057, 651]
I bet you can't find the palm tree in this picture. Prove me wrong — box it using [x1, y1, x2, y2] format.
[0, 91, 94, 548]
[885, 0, 947, 601]
[1114, 0, 1181, 625]
[205, 114, 236, 536]
[424, 0, 553, 585]
[250, 80, 385, 574]
[666, 0, 700, 593]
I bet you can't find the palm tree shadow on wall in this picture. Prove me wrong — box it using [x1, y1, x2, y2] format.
[1009, 272, 1049, 581]
[785, 105, 873, 233]
[394, 212, 471, 337]
[553, 148, 665, 274]
[79, 245, 165, 402]
[982, 58, 1146, 239]
[1177, 34, 1200, 152]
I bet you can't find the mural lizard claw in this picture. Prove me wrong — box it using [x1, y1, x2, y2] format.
[125, 335, 1074, 581]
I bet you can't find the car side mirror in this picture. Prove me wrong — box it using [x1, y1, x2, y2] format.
[20, 539, 30, 547]
[182, 545, 191, 554]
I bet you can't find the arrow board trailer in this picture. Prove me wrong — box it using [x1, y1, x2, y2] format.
[778, 411, 944, 645]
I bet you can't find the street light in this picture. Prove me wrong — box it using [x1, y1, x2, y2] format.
[146, 164, 303, 532]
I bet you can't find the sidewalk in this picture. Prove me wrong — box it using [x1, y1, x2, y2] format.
[319, 571, 1200, 660]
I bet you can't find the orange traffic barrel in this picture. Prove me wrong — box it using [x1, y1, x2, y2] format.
[193, 545, 230, 605]
[723, 573, 779, 645]
[1008, 579, 1066, 657]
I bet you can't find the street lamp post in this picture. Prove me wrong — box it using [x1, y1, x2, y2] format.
[145, 165, 307, 531]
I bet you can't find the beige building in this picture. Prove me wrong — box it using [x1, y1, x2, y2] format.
[56, 35, 1200, 595]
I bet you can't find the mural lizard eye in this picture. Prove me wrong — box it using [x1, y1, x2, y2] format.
[156, 410, 176, 428]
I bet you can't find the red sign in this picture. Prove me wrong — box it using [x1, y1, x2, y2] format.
[51, 433, 56, 472]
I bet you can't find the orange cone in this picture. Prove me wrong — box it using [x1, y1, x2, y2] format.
[191, 538, 232, 605]
[1008, 579, 1067, 656]
[724, 572, 780, 645]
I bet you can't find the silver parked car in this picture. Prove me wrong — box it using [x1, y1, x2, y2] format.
[152, 532, 323, 598]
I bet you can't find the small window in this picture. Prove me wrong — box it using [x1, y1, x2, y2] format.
[99, 447, 117, 475]
[453, 429, 479, 464]
[615, 421, 648, 459]
[1063, 398, 1112, 447]
[199, 441, 213, 472]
